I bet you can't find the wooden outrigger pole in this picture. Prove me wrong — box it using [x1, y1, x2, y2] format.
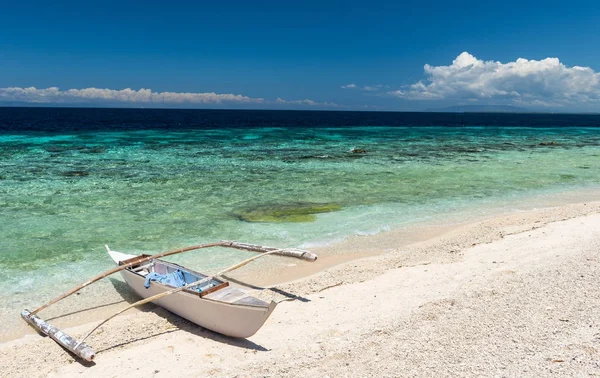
[21, 241, 317, 362]
[29, 241, 316, 317]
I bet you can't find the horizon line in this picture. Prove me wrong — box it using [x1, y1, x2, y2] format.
[1, 104, 599, 116]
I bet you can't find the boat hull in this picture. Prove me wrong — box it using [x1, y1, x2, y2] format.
[115, 260, 276, 338]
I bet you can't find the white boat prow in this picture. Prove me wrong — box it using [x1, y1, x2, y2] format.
[105, 245, 136, 264]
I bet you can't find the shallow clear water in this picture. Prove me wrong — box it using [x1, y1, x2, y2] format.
[2, 109, 600, 336]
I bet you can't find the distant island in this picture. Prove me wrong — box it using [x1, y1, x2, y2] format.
[425, 105, 530, 113]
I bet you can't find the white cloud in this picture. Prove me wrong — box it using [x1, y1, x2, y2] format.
[362, 85, 384, 92]
[0, 86, 347, 109]
[342, 84, 386, 92]
[0, 86, 265, 105]
[275, 97, 342, 108]
[391, 52, 600, 106]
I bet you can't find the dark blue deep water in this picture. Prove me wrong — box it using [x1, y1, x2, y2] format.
[1, 107, 600, 133]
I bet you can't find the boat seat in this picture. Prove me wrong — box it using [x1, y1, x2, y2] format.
[131, 263, 153, 277]
[204, 287, 250, 303]
[203, 286, 269, 307]
[232, 296, 270, 307]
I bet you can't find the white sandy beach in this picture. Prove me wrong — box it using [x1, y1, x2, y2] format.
[1, 202, 599, 377]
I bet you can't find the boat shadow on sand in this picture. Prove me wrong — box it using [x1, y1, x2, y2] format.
[221, 275, 311, 303]
[99, 277, 308, 354]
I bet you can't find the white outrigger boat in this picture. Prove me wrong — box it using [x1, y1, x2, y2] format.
[21, 241, 317, 362]
[106, 246, 276, 339]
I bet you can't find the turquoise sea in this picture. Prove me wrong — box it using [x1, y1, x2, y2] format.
[1, 108, 600, 338]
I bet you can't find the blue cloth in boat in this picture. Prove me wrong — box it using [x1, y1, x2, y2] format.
[144, 270, 186, 289]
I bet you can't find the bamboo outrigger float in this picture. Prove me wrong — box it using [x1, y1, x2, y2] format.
[21, 241, 317, 362]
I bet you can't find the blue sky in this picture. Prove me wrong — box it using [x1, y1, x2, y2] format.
[1, 1, 599, 111]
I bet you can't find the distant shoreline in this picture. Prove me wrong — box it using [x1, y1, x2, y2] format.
[0, 104, 599, 115]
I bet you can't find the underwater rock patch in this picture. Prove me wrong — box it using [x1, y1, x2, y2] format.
[81, 146, 108, 154]
[440, 146, 483, 153]
[61, 170, 90, 177]
[44, 145, 87, 153]
[559, 174, 576, 180]
[235, 202, 342, 223]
